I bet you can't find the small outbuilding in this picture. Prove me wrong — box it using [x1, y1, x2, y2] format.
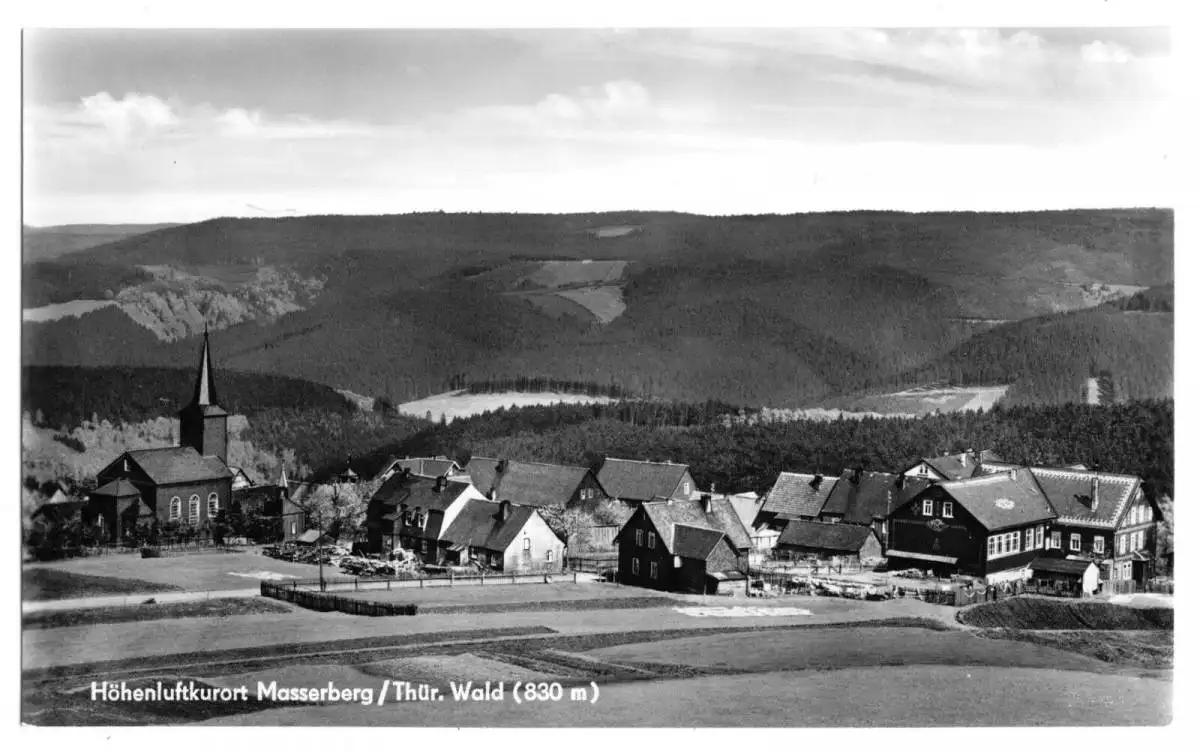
[1029, 556, 1100, 595]
[775, 519, 884, 565]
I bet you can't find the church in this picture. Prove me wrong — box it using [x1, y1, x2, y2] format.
[87, 329, 234, 543]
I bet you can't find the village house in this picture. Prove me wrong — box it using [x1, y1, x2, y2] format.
[85, 329, 234, 543]
[775, 519, 884, 567]
[364, 469, 486, 560]
[438, 499, 564, 573]
[597, 457, 696, 506]
[886, 468, 1058, 584]
[463, 457, 606, 511]
[819, 469, 931, 550]
[754, 472, 838, 531]
[900, 450, 1007, 481]
[1029, 556, 1101, 595]
[1029, 467, 1160, 587]
[232, 469, 307, 542]
[349, 455, 463, 486]
[614, 495, 752, 594]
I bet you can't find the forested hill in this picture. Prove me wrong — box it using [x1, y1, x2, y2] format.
[315, 399, 1174, 501]
[21, 366, 359, 429]
[877, 307, 1173, 407]
[23, 208, 1173, 408]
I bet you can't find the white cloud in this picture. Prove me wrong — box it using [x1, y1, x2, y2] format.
[78, 92, 180, 141]
[1081, 40, 1133, 65]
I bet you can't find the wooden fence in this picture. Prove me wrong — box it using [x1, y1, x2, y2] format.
[260, 581, 418, 615]
[567, 554, 620, 573]
[278, 568, 578, 594]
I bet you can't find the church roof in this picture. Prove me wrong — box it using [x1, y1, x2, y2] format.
[91, 478, 142, 498]
[180, 327, 225, 414]
[125, 446, 232, 485]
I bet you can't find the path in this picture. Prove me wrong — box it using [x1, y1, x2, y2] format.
[22, 588, 260, 614]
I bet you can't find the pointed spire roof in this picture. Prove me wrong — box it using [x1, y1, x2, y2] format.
[185, 326, 224, 412]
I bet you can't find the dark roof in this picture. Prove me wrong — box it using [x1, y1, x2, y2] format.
[391, 457, 460, 478]
[439, 499, 548, 553]
[181, 328, 223, 413]
[287, 481, 318, 506]
[760, 472, 837, 518]
[672, 524, 727, 560]
[465, 457, 501, 494]
[91, 478, 142, 498]
[919, 450, 1006, 480]
[1028, 467, 1141, 529]
[777, 520, 876, 553]
[639, 497, 753, 552]
[823, 470, 929, 524]
[597, 458, 689, 502]
[124, 447, 232, 485]
[1030, 557, 1096, 576]
[937, 469, 1057, 531]
[233, 484, 283, 509]
[466, 458, 591, 508]
[372, 472, 473, 513]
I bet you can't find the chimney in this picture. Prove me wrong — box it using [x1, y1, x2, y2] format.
[810, 474, 823, 490]
[499, 500, 512, 521]
[1091, 476, 1100, 510]
[894, 474, 905, 489]
[701, 493, 712, 514]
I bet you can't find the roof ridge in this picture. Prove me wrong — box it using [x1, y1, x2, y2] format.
[506, 459, 589, 471]
[1030, 467, 1140, 482]
[606, 456, 687, 467]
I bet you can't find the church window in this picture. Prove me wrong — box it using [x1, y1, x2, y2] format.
[188, 495, 201, 524]
[169, 497, 182, 521]
[208, 492, 220, 518]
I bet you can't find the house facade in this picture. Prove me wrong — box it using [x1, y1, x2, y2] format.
[465, 457, 606, 511]
[775, 520, 884, 565]
[438, 499, 564, 573]
[819, 469, 930, 550]
[614, 496, 752, 594]
[886, 469, 1057, 584]
[365, 469, 485, 559]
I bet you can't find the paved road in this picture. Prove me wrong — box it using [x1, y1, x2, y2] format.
[21, 596, 956, 670]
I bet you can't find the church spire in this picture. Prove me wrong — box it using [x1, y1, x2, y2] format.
[190, 325, 219, 408]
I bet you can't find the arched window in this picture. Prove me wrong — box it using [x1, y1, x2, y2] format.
[169, 496, 182, 521]
[208, 492, 220, 519]
[188, 495, 201, 524]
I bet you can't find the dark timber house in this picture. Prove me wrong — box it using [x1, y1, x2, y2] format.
[87, 329, 234, 543]
[753, 472, 837, 530]
[818, 468, 930, 550]
[886, 468, 1057, 584]
[365, 469, 485, 560]
[615, 495, 752, 594]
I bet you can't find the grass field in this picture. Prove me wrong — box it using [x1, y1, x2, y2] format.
[976, 628, 1173, 669]
[394, 390, 614, 421]
[23, 552, 326, 597]
[328, 582, 674, 607]
[958, 597, 1174, 630]
[23, 597, 292, 631]
[22, 569, 186, 601]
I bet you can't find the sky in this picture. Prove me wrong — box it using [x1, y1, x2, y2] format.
[22, 27, 1172, 225]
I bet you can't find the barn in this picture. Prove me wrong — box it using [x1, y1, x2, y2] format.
[775, 520, 884, 566]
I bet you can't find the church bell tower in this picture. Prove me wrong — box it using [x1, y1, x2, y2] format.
[178, 326, 229, 463]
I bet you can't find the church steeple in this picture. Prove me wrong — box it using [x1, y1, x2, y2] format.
[179, 326, 229, 463]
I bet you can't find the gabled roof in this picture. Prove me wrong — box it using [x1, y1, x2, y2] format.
[122, 446, 232, 485]
[1028, 467, 1141, 529]
[777, 520, 876, 553]
[465, 456, 501, 494]
[371, 471, 473, 513]
[597, 457, 690, 502]
[760, 472, 837, 518]
[639, 497, 753, 552]
[672, 524, 728, 560]
[470, 459, 592, 508]
[391, 456, 460, 478]
[917, 450, 1006, 480]
[439, 499, 548, 553]
[1029, 557, 1096, 575]
[823, 470, 929, 525]
[32, 500, 88, 520]
[91, 478, 142, 498]
[726, 492, 762, 530]
[287, 481, 318, 506]
[233, 484, 283, 508]
[936, 469, 1057, 531]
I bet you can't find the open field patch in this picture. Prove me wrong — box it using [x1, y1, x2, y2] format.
[526, 260, 627, 288]
[513, 290, 596, 321]
[958, 597, 1174, 630]
[587, 225, 640, 238]
[22, 299, 117, 323]
[555, 285, 626, 323]
[975, 629, 1173, 670]
[23, 597, 292, 631]
[823, 385, 1010, 416]
[23, 552, 325, 595]
[395, 390, 614, 421]
[22, 568, 185, 601]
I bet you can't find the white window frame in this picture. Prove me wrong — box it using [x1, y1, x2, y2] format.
[922, 500, 934, 516]
[523, 537, 531, 551]
[1119, 534, 1127, 554]
[169, 496, 182, 521]
[207, 492, 220, 519]
[1025, 528, 1034, 551]
[682, 482, 690, 496]
[632, 557, 640, 575]
[1093, 535, 1105, 554]
[1069, 533, 1081, 552]
[188, 494, 201, 524]
[650, 561, 659, 579]
[649, 531, 657, 549]
[941, 501, 954, 518]
[1050, 530, 1062, 549]
[546, 548, 555, 562]
[1035, 527, 1045, 548]
[987, 536, 997, 558]
[635, 529, 643, 546]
